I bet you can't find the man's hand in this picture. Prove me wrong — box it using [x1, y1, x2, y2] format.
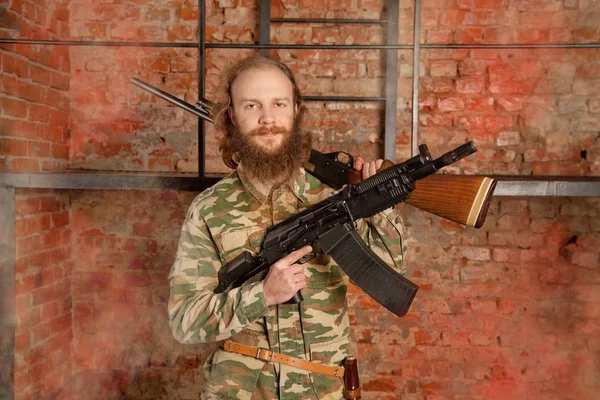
[263, 246, 312, 306]
[354, 157, 384, 180]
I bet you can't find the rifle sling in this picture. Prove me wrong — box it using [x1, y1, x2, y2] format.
[317, 223, 418, 318]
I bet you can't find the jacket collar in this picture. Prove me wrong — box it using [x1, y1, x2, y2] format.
[237, 163, 307, 205]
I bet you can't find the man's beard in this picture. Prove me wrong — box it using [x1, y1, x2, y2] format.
[230, 120, 309, 183]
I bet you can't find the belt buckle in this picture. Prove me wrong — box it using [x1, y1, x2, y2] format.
[255, 348, 275, 363]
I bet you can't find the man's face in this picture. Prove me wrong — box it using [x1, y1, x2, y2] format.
[229, 66, 297, 154]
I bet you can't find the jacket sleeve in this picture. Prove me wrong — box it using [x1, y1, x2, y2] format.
[354, 207, 407, 275]
[167, 208, 271, 344]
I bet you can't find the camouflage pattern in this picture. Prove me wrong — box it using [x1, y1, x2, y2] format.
[168, 164, 406, 399]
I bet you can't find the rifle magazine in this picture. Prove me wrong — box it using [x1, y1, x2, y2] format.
[318, 224, 418, 318]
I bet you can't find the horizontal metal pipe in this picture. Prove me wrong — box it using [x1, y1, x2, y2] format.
[209, 43, 414, 50]
[2, 38, 599, 49]
[271, 18, 387, 24]
[421, 43, 600, 49]
[0, 38, 197, 47]
[304, 95, 386, 102]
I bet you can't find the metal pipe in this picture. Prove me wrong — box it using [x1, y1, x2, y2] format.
[271, 18, 387, 24]
[304, 96, 385, 102]
[411, 0, 422, 156]
[198, 0, 206, 177]
[259, 0, 271, 56]
[2, 38, 599, 49]
[0, 188, 15, 400]
[0, 38, 198, 47]
[384, 0, 399, 162]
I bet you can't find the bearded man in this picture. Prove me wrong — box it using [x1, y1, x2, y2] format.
[168, 54, 407, 400]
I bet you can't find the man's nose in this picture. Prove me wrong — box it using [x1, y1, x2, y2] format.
[259, 108, 275, 125]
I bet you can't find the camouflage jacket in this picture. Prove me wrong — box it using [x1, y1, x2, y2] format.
[168, 165, 406, 400]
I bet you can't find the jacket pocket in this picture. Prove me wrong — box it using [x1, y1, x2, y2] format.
[213, 226, 265, 262]
[203, 347, 264, 400]
[309, 335, 351, 399]
[213, 226, 266, 286]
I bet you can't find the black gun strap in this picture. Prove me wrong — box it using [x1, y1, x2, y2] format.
[317, 224, 418, 318]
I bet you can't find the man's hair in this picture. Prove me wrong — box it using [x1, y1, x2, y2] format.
[212, 54, 307, 169]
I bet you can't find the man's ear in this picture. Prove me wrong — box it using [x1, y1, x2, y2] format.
[227, 106, 233, 121]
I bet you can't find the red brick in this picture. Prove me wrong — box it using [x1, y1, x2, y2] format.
[573, 28, 599, 43]
[51, 143, 69, 160]
[1, 137, 29, 157]
[2, 53, 30, 78]
[180, 7, 198, 21]
[363, 378, 397, 393]
[41, 301, 60, 322]
[430, 62, 458, 77]
[29, 103, 50, 122]
[16, 214, 52, 236]
[28, 141, 50, 158]
[450, 246, 492, 261]
[437, 97, 465, 112]
[167, 26, 193, 41]
[72, 271, 114, 288]
[51, 211, 69, 228]
[2, 97, 29, 118]
[30, 64, 52, 86]
[456, 76, 486, 94]
[50, 71, 70, 91]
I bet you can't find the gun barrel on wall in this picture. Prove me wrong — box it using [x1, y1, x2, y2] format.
[130, 77, 213, 123]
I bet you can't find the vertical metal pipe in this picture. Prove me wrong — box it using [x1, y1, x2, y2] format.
[384, 0, 400, 162]
[0, 188, 15, 400]
[197, 0, 206, 177]
[411, 0, 422, 156]
[259, 0, 271, 56]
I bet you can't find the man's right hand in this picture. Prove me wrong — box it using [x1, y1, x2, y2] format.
[263, 246, 312, 306]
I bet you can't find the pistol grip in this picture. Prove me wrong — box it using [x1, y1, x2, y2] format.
[284, 291, 303, 304]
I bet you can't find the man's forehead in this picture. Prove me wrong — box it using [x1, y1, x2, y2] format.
[232, 66, 294, 94]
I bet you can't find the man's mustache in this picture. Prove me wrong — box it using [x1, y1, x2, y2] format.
[249, 126, 289, 136]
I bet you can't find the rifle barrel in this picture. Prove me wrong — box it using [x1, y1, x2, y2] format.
[130, 77, 213, 123]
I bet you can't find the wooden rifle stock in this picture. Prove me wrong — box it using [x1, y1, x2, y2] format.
[348, 162, 496, 228]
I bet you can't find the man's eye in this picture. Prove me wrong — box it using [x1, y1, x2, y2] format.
[245, 103, 258, 109]
[275, 102, 286, 107]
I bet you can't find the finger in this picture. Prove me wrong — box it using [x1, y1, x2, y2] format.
[279, 245, 313, 266]
[369, 161, 378, 176]
[375, 159, 384, 169]
[354, 157, 364, 171]
[285, 264, 306, 276]
[362, 162, 372, 180]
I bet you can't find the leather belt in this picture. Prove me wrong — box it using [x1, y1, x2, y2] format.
[223, 340, 345, 378]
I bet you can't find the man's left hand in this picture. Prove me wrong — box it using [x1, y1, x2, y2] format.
[353, 157, 384, 180]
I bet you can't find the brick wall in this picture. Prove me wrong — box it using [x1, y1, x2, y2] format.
[418, 0, 600, 175]
[2, 0, 599, 399]
[69, 190, 213, 399]
[351, 198, 600, 399]
[14, 189, 73, 400]
[68, 0, 202, 172]
[1, 1, 74, 400]
[0, 0, 71, 172]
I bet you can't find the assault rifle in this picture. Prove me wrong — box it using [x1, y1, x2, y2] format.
[213, 142, 477, 317]
[130, 78, 496, 228]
